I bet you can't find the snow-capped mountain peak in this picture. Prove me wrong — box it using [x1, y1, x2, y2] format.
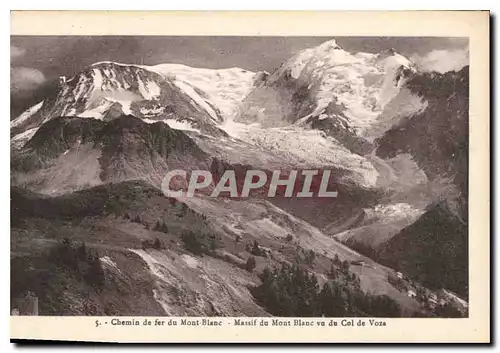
[236, 39, 419, 144]
[10, 61, 260, 144]
[147, 63, 259, 119]
[59, 62, 163, 117]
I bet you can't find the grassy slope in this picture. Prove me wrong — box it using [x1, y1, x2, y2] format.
[12, 181, 448, 316]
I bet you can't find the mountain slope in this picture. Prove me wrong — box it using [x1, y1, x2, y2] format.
[235, 41, 421, 154]
[10, 38, 470, 316]
[376, 66, 469, 203]
[11, 115, 209, 195]
[10, 61, 262, 145]
[12, 181, 432, 316]
[148, 63, 262, 119]
[324, 67, 469, 266]
[328, 203, 424, 248]
[11, 181, 266, 316]
[377, 201, 468, 299]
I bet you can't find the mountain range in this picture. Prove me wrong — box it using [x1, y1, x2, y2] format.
[11, 39, 469, 316]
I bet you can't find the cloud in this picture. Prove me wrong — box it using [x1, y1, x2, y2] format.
[11, 67, 46, 92]
[11, 45, 26, 60]
[411, 47, 469, 74]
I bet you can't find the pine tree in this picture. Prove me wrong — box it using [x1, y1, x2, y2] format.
[85, 250, 105, 288]
[251, 240, 262, 256]
[245, 256, 256, 272]
[54, 237, 77, 269]
[77, 241, 87, 261]
[342, 260, 350, 272]
[327, 264, 338, 280]
[305, 249, 315, 264]
[153, 237, 162, 250]
[320, 282, 345, 317]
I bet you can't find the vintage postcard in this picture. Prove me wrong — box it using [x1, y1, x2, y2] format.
[10, 11, 490, 343]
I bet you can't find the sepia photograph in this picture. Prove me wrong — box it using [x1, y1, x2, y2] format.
[9, 11, 489, 343]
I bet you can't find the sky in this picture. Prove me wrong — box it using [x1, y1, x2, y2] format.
[10, 36, 469, 118]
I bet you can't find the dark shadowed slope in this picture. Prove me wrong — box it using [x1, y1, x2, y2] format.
[377, 200, 468, 299]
